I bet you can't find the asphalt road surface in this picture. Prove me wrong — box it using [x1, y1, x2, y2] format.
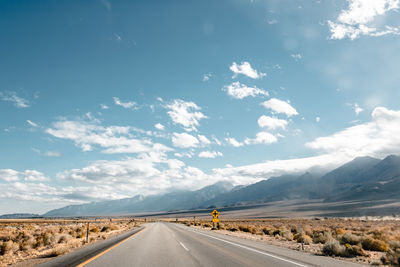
[59, 222, 365, 267]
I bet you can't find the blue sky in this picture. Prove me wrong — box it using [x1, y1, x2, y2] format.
[1, 0, 400, 214]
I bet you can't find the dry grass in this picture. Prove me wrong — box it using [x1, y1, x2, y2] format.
[174, 217, 400, 266]
[0, 218, 143, 266]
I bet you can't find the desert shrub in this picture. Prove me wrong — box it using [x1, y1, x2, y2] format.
[390, 241, 400, 250]
[322, 239, 346, 256]
[0, 240, 19, 255]
[202, 223, 211, 228]
[335, 228, 346, 236]
[313, 231, 332, 244]
[34, 232, 56, 248]
[280, 229, 293, 241]
[341, 232, 361, 245]
[238, 225, 251, 233]
[229, 227, 238, 232]
[362, 237, 389, 252]
[381, 249, 400, 266]
[262, 228, 272, 235]
[272, 229, 281, 236]
[303, 235, 312, 245]
[57, 234, 71, 244]
[90, 227, 100, 233]
[344, 243, 365, 257]
[293, 233, 312, 244]
[46, 247, 68, 257]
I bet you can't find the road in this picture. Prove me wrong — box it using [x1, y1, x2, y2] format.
[52, 222, 365, 267]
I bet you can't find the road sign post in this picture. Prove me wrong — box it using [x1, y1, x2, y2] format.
[86, 222, 89, 243]
[211, 209, 220, 229]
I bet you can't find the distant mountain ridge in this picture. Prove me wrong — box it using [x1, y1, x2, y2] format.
[44, 181, 234, 217]
[43, 155, 400, 217]
[0, 213, 41, 219]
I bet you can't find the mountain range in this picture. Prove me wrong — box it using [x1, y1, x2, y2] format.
[43, 155, 400, 217]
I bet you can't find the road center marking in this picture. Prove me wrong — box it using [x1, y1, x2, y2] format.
[184, 227, 308, 267]
[179, 241, 189, 251]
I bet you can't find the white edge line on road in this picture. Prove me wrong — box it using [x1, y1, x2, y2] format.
[179, 241, 189, 251]
[185, 227, 308, 267]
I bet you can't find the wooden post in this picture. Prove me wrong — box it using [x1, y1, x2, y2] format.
[86, 222, 90, 243]
[299, 228, 304, 251]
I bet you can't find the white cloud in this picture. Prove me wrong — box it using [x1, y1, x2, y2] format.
[26, 120, 38, 127]
[244, 132, 278, 145]
[0, 169, 48, 182]
[44, 151, 61, 157]
[171, 132, 199, 148]
[257, 115, 288, 130]
[267, 19, 278, 24]
[198, 134, 211, 145]
[202, 73, 212, 81]
[328, 0, 400, 40]
[225, 137, 244, 147]
[165, 99, 207, 132]
[229, 62, 266, 79]
[46, 118, 171, 154]
[222, 82, 269, 99]
[174, 151, 194, 158]
[155, 123, 165, 131]
[291, 54, 303, 61]
[101, 104, 109, 110]
[32, 148, 61, 157]
[0, 91, 30, 108]
[261, 98, 299, 117]
[113, 97, 138, 109]
[198, 151, 223, 158]
[212, 154, 345, 185]
[316, 117, 321, 123]
[56, 153, 216, 197]
[354, 103, 364, 115]
[306, 106, 400, 158]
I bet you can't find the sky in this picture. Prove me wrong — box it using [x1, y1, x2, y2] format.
[1, 0, 400, 214]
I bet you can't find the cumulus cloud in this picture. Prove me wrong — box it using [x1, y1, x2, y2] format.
[101, 104, 109, 110]
[155, 123, 165, 131]
[225, 137, 244, 147]
[0, 169, 48, 182]
[46, 118, 170, 154]
[244, 132, 278, 145]
[56, 153, 216, 197]
[222, 82, 269, 99]
[198, 134, 211, 145]
[261, 98, 299, 117]
[306, 106, 400, 158]
[0, 91, 30, 108]
[113, 97, 138, 109]
[198, 151, 223, 158]
[171, 132, 199, 148]
[229, 62, 266, 79]
[328, 0, 400, 40]
[165, 99, 207, 131]
[257, 115, 288, 130]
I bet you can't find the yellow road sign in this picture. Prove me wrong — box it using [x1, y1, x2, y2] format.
[212, 218, 219, 223]
[211, 209, 219, 218]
